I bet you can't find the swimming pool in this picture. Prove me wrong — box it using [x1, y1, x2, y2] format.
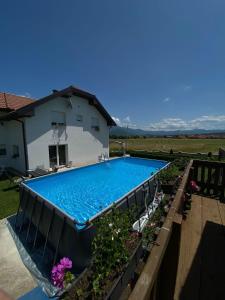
[23, 157, 168, 225]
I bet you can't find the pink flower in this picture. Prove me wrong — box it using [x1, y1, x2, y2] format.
[57, 263, 65, 272]
[60, 257, 72, 269]
[51, 257, 73, 289]
[51, 266, 58, 274]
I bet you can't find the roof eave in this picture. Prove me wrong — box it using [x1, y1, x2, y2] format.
[0, 86, 116, 126]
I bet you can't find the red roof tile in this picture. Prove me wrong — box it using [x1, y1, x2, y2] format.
[0, 92, 34, 111]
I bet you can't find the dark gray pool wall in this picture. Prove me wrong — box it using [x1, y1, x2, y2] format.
[16, 176, 159, 271]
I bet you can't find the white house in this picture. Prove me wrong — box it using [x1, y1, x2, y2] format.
[0, 86, 116, 174]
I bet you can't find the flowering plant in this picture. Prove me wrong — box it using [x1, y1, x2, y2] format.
[51, 257, 74, 289]
[91, 206, 136, 295]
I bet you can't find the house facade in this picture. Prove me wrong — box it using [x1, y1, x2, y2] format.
[0, 86, 116, 173]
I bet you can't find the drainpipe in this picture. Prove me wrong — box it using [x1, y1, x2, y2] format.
[14, 119, 29, 174]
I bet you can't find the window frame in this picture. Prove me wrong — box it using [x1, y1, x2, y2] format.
[91, 117, 100, 131]
[0, 144, 7, 156]
[51, 111, 66, 127]
[76, 114, 83, 122]
[12, 145, 19, 158]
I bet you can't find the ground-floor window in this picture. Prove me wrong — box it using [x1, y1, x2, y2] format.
[12, 145, 19, 158]
[0, 144, 6, 156]
[48, 144, 67, 168]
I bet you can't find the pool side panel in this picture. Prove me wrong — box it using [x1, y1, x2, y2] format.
[18, 186, 95, 271]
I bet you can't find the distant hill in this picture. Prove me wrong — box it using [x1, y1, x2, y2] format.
[110, 126, 225, 137]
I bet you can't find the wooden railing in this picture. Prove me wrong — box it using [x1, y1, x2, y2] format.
[192, 160, 225, 199]
[129, 159, 225, 300]
[129, 160, 193, 300]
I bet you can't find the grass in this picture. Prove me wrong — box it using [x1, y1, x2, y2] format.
[0, 177, 19, 220]
[110, 138, 225, 153]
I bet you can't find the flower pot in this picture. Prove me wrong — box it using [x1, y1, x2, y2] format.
[161, 183, 174, 194]
[105, 240, 143, 300]
[67, 240, 143, 300]
[161, 175, 182, 195]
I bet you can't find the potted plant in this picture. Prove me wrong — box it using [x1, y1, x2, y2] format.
[51, 257, 74, 290]
[65, 206, 143, 300]
[158, 164, 180, 194]
[173, 158, 189, 171]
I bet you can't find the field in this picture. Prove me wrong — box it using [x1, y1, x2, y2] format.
[110, 138, 225, 154]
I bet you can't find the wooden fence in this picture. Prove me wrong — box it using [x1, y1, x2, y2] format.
[129, 159, 225, 300]
[192, 160, 225, 199]
[129, 160, 193, 300]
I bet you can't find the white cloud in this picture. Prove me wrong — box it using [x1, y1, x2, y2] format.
[162, 97, 170, 103]
[123, 116, 131, 123]
[145, 115, 225, 131]
[183, 85, 192, 91]
[112, 116, 121, 126]
[19, 92, 32, 98]
[112, 116, 137, 128]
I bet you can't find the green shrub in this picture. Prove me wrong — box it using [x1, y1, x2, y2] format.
[91, 206, 135, 296]
[157, 165, 180, 184]
[109, 149, 219, 162]
[173, 157, 189, 170]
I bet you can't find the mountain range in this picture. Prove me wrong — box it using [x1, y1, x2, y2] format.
[110, 126, 225, 137]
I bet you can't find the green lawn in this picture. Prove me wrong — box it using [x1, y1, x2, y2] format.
[0, 177, 19, 220]
[110, 138, 225, 153]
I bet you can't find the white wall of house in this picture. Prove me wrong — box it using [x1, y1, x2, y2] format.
[0, 121, 9, 168]
[0, 119, 26, 172]
[25, 95, 109, 170]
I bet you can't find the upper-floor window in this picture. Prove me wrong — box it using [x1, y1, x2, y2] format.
[0, 144, 6, 156]
[91, 117, 100, 131]
[76, 114, 83, 122]
[12, 145, 19, 158]
[51, 111, 66, 127]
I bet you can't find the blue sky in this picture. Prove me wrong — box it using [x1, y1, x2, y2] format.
[1, 0, 225, 130]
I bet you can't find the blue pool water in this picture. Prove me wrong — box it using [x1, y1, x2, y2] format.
[24, 157, 168, 224]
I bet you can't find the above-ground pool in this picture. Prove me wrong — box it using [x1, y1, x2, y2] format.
[23, 157, 168, 224]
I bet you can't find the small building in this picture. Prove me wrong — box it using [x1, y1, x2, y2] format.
[0, 86, 116, 173]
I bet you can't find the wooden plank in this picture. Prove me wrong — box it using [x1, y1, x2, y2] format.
[193, 166, 198, 182]
[174, 195, 202, 300]
[174, 196, 225, 300]
[206, 167, 212, 194]
[201, 196, 221, 228]
[200, 197, 225, 300]
[173, 213, 183, 225]
[217, 201, 225, 226]
[194, 159, 225, 168]
[214, 166, 220, 191]
[200, 166, 205, 188]
[221, 167, 225, 201]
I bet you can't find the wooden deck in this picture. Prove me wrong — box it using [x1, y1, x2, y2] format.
[174, 195, 225, 300]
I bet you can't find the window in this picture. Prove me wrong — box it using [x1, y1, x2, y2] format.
[12, 145, 19, 158]
[76, 114, 83, 122]
[51, 111, 66, 126]
[49, 145, 67, 167]
[0, 144, 6, 156]
[91, 117, 100, 131]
